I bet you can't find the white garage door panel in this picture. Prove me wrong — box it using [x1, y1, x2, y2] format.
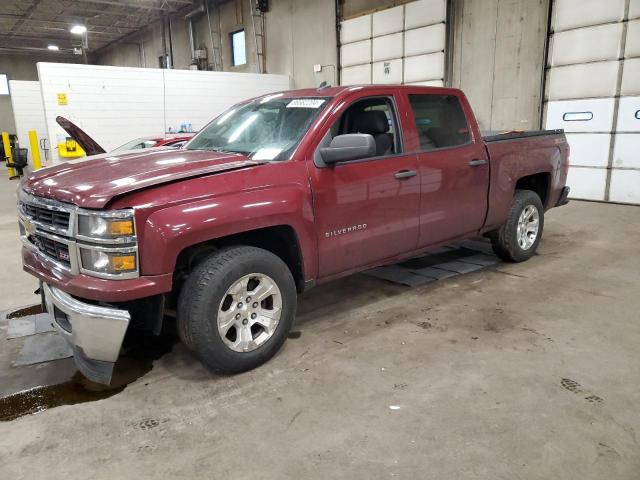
[9, 80, 47, 165]
[565, 133, 611, 167]
[406, 79, 444, 87]
[341, 40, 371, 67]
[340, 15, 371, 44]
[566, 167, 607, 200]
[621, 58, 640, 95]
[615, 96, 640, 131]
[552, 0, 624, 32]
[403, 52, 444, 83]
[626, 20, 640, 58]
[547, 61, 619, 100]
[373, 5, 404, 36]
[609, 169, 640, 203]
[341, 64, 371, 85]
[372, 33, 403, 62]
[612, 134, 640, 168]
[372, 58, 403, 84]
[546, 98, 615, 132]
[404, 24, 446, 57]
[549, 24, 623, 66]
[405, 0, 446, 29]
[631, 0, 640, 20]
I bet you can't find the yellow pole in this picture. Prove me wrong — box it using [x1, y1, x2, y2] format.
[2, 132, 16, 178]
[28, 130, 42, 170]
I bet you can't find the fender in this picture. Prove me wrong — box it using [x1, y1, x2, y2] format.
[139, 184, 318, 279]
[483, 136, 558, 230]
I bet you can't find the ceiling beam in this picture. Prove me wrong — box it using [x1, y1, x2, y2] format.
[74, 0, 182, 12]
[7, 0, 44, 36]
[0, 17, 141, 32]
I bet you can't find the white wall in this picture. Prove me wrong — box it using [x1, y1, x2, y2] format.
[36, 63, 290, 162]
[8, 80, 48, 166]
[163, 69, 292, 132]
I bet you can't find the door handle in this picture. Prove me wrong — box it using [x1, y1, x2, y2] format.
[469, 158, 487, 166]
[394, 170, 417, 180]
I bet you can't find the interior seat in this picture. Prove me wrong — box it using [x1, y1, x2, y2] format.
[352, 110, 393, 156]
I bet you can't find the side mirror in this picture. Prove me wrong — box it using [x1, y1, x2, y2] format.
[319, 133, 376, 164]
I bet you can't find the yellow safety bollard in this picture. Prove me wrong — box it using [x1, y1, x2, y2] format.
[1, 132, 16, 178]
[28, 130, 42, 170]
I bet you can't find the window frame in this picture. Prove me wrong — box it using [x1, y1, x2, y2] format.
[230, 29, 247, 67]
[313, 94, 405, 168]
[406, 93, 474, 154]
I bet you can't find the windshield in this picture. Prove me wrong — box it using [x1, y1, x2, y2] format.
[113, 138, 158, 152]
[185, 96, 329, 160]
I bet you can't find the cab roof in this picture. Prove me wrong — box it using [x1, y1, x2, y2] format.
[260, 84, 457, 99]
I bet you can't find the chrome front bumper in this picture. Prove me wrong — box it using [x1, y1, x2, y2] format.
[43, 283, 131, 384]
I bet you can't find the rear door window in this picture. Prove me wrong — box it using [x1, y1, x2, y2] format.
[408, 94, 471, 151]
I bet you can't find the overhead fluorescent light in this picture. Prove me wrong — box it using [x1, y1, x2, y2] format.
[47, 45, 59, 51]
[70, 25, 87, 34]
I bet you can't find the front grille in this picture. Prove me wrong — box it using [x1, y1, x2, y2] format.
[22, 202, 70, 230]
[29, 233, 71, 267]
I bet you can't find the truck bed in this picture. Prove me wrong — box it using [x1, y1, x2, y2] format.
[482, 129, 564, 143]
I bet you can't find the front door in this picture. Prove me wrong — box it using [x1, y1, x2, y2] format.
[309, 94, 420, 278]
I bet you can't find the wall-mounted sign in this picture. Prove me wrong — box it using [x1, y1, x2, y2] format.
[57, 93, 68, 105]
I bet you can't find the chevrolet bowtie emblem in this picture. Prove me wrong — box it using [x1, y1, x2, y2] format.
[23, 217, 36, 235]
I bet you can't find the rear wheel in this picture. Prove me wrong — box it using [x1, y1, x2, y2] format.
[177, 246, 297, 373]
[490, 189, 544, 262]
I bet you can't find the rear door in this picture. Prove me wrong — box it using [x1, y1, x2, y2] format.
[403, 91, 489, 247]
[309, 92, 420, 278]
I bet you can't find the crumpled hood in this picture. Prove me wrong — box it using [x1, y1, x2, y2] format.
[22, 148, 263, 209]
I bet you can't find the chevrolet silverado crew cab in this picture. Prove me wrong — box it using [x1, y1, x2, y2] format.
[17, 85, 570, 384]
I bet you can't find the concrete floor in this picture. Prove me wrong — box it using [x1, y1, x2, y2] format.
[1, 172, 640, 479]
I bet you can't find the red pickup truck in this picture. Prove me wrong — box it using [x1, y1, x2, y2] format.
[17, 85, 570, 384]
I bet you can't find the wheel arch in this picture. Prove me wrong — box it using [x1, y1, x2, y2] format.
[515, 172, 551, 208]
[174, 225, 306, 293]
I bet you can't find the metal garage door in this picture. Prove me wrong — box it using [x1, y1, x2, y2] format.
[339, 0, 447, 87]
[544, 0, 640, 204]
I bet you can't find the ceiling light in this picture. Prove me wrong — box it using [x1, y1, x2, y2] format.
[47, 45, 59, 51]
[70, 25, 87, 35]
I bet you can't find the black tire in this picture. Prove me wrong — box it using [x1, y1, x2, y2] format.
[490, 189, 544, 262]
[177, 246, 297, 373]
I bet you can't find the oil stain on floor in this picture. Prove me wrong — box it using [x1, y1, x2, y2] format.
[0, 316, 177, 422]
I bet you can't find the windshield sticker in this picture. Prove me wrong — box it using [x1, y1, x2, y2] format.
[286, 99, 325, 109]
[253, 148, 283, 160]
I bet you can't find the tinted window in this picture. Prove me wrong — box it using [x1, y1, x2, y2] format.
[408, 94, 470, 151]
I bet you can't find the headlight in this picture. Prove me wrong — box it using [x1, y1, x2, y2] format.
[76, 209, 138, 278]
[77, 212, 135, 240]
[79, 248, 137, 275]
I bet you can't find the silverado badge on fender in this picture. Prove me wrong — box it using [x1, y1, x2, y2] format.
[324, 224, 368, 238]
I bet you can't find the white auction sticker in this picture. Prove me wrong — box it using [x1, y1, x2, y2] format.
[286, 99, 325, 109]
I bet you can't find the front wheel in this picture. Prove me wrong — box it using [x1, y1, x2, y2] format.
[177, 246, 297, 373]
[490, 189, 544, 262]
